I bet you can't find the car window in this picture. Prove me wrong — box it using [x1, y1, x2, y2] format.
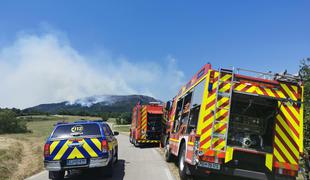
[51, 124, 101, 139]
[102, 124, 113, 136]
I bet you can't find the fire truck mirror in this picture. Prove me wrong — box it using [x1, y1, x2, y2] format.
[166, 101, 172, 111]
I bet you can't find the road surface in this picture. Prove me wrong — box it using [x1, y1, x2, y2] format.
[26, 134, 175, 180]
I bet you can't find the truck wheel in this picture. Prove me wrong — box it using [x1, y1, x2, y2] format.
[179, 144, 192, 180]
[129, 136, 133, 144]
[49, 171, 65, 180]
[134, 139, 139, 147]
[164, 139, 173, 162]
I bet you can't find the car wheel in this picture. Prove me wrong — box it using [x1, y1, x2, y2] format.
[164, 139, 173, 162]
[49, 171, 65, 180]
[114, 148, 118, 164]
[179, 144, 192, 180]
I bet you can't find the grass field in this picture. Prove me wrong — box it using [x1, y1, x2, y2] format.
[0, 115, 100, 180]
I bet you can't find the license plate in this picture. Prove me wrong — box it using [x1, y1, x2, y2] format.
[198, 162, 221, 170]
[66, 159, 87, 166]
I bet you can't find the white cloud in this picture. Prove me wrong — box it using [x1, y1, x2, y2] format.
[0, 32, 185, 108]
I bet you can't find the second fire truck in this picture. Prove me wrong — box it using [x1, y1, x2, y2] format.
[130, 102, 163, 147]
[163, 63, 304, 180]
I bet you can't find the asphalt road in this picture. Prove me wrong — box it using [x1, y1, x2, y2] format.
[26, 134, 175, 180]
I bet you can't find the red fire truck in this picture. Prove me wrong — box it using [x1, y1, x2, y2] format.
[130, 102, 163, 147]
[163, 63, 304, 180]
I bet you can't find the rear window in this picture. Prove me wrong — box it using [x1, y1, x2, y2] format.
[51, 124, 101, 139]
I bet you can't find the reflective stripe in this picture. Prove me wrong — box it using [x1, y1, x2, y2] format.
[50, 138, 103, 161]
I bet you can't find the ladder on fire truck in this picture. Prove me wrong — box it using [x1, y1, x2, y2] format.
[210, 67, 235, 153]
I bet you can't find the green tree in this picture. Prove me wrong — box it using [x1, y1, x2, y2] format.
[0, 109, 29, 134]
[115, 112, 132, 125]
[299, 58, 310, 151]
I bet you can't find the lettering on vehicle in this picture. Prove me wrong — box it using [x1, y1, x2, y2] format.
[71, 125, 84, 133]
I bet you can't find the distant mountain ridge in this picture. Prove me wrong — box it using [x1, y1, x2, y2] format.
[24, 95, 161, 115]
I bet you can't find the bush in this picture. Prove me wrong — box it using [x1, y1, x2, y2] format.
[0, 109, 29, 134]
[115, 112, 132, 125]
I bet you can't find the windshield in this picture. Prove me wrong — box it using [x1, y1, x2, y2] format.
[51, 124, 101, 139]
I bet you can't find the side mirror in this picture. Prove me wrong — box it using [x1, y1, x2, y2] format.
[166, 101, 172, 111]
[113, 131, 119, 136]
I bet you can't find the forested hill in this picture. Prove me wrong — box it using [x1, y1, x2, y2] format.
[23, 95, 161, 116]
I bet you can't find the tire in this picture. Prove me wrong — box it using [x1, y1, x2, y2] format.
[114, 148, 118, 164]
[49, 171, 65, 180]
[164, 138, 174, 162]
[134, 139, 139, 147]
[129, 136, 133, 144]
[178, 143, 192, 180]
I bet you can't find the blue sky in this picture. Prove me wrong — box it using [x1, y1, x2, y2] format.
[0, 1, 309, 108]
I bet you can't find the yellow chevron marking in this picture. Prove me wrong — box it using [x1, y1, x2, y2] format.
[246, 86, 256, 93]
[281, 84, 297, 101]
[274, 136, 297, 164]
[277, 115, 299, 142]
[265, 153, 273, 171]
[53, 140, 70, 160]
[286, 105, 300, 120]
[225, 146, 234, 163]
[219, 83, 231, 93]
[276, 90, 286, 98]
[217, 98, 229, 108]
[235, 84, 246, 91]
[91, 138, 101, 151]
[280, 106, 299, 131]
[214, 122, 226, 133]
[255, 86, 263, 95]
[82, 139, 98, 157]
[214, 140, 225, 151]
[197, 70, 213, 140]
[67, 147, 85, 159]
[275, 126, 299, 158]
[265, 88, 275, 97]
[220, 74, 231, 82]
[216, 109, 228, 119]
[206, 93, 216, 105]
[50, 141, 60, 154]
[274, 148, 285, 163]
[291, 85, 298, 93]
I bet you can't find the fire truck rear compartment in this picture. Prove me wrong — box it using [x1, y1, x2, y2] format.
[227, 93, 278, 153]
[146, 113, 162, 140]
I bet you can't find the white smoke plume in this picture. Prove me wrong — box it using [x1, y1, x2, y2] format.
[0, 32, 184, 108]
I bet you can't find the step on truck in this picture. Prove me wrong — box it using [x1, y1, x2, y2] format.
[130, 102, 164, 147]
[163, 63, 304, 180]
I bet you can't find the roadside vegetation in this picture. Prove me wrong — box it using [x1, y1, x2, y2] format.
[300, 58, 310, 152]
[0, 109, 29, 134]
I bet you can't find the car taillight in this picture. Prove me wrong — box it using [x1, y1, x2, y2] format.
[101, 140, 109, 153]
[44, 143, 50, 158]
